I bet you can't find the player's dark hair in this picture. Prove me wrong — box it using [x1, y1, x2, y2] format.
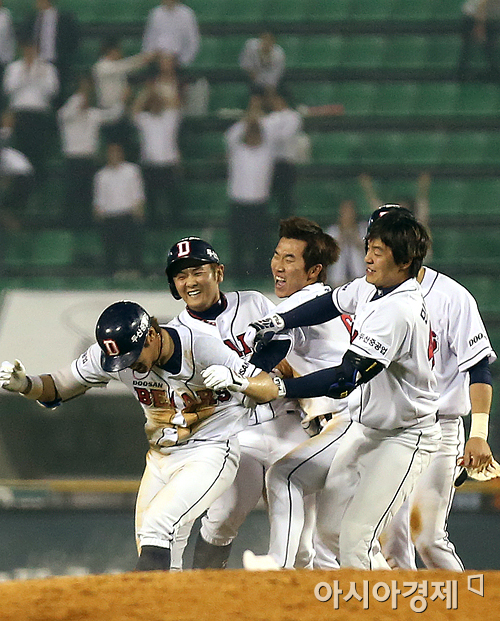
[366, 210, 430, 278]
[278, 216, 340, 282]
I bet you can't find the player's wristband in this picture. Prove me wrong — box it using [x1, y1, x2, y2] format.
[272, 376, 287, 398]
[469, 412, 489, 441]
[20, 375, 44, 400]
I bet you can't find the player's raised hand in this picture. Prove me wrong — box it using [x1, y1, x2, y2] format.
[202, 366, 249, 393]
[245, 314, 286, 353]
[0, 359, 29, 393]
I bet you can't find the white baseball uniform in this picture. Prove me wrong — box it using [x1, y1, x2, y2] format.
[56, 320, 260, 554]
[263, 282, 354, 568]
[382, 267, 496, 570]
[310, 277, 441, 569]
[174, 290, 312, 566]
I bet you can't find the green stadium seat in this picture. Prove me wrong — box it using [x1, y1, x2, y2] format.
[441, 132, 489, 165]
[413, 82, 459, 116]
[184, 181, 228, 220]
[429, 179, 467, 215]
[310, 0, 352, 20]
[349, 0, 395, 20]
[182, 131, 225, 161]
[296, 36, 343, 68]
[340, 36, 386, 68]
[456, 84, 500, 115]
[73, 231, 103, 264]
[431, 0, 464, 19]
[192, 37, 245, 69]
[383, 36, 427, 69]
[432, 229, 500, 263]
[363, 132, 446, 166]
[391, 0, 434, 20]
[31, 230, 74, 267]
[75, 37, 101, 69]
[289, 82, 337, 107]
[425, 36, 461, 70]
[462, 179, 500, 214]
[335, 83, 377, 115]
[311, 132, 364, 164]
[263, 0, 307, 21]
[372, 83, 418, 116]
[209, 83, 249, 113]
[208, 0, 269, 22]
[122, 37, 142, 57]
[4, 232, 33, 269]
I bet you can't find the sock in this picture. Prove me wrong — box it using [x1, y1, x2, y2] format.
[135, 545, 171, 571]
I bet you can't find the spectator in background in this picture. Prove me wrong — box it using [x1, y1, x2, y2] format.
[58, 74, 124, 227]
[3, 38, 59, 184]
[21, 0, 79, 104]
[459, 0, 500, 79]
[131, 80, 184, 228]
[93, 37, 154, 157]
[358, 172, 431, 228]
[225, 98, 277, 280]
[264, 87, 302, 219]
[326, 199, 366, 287]
[239, 32, 286, 95]
[93, 142, 145, 278]
[142, 0, 200, 68]
[0, 0, 15, 107]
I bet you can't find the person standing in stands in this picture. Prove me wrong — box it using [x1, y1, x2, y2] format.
[3, 37, 59, 184]
[0, 0, 15, 108]
[264, 87, 302, 219]
[459, 0, 500, 79]
[142, 0, 200, 68]
[240, 32, 286, 95]
[131, 77, 184, 228]
[21, 0, 79, 104]
[225, 97, 277, 280]
[93, 143, 146, 278]
[58, 74, 123, 227]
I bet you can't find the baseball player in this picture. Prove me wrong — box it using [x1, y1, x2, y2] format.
[0, 300, 267, 571]
[164, 234, 319, 570]
[376, 211, 497, 570]
[203, 209, 442, 569]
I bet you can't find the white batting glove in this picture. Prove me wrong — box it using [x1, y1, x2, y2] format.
[202, 365, 250, 393]
[245, 314, 286, 353]
[0, 359, 29, 393]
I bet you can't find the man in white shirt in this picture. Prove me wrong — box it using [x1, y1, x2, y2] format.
[459, 0, 500, 78]
[0, 0, 15, 107]
[3, 38, 59, 182]
[239, 32, 286, 93]
[225, 100, 277, 280]
[142, 0, 200, 67]
[22, 0, 79, 103]
[131, 84, 184, 227]
[58, 74, 123, 227]
[93, 143, 146, 277]
[93, 37, 154, 158]
[264, 87, 303, 219]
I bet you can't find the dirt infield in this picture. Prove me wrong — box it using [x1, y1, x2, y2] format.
[0, 569, 499, 621]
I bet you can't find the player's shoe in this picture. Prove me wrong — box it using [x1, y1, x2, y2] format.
[242, 550, 281, 571]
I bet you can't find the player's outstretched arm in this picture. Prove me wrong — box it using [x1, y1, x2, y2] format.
[0, 359, 58, 402]
[460, 381, 493, 471]
[202, 366, 280, 403]
[247, 292, 340, 352]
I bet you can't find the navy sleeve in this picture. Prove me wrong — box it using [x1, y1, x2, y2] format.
[283, 367, 341, 399]
[468, 356, 492, 385]
[250, 339, 291, 373]
[281, 293, 340, 329]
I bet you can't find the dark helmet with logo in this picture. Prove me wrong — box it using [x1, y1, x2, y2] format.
[165, 237, 221, 300]
[95, 301, 151, 372]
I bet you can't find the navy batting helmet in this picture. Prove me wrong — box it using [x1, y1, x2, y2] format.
[165, 237, 221, 300]
[95, 301, 151, 372]
[366, 204, 415, 234]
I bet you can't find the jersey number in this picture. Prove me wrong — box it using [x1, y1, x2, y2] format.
[428, 328, 437, 369]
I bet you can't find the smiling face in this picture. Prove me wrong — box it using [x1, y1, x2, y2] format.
[364, 237, 411, 289]
[173, 262, 224, 312]
[271, 237, 321, 298]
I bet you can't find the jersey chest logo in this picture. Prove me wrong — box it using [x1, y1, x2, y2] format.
[223, 333, 252, 357]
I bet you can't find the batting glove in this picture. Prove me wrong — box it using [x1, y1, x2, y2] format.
[245, 314, 286, 353]
[202, 365, 250, 393]
[0, 359, 29, 393]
